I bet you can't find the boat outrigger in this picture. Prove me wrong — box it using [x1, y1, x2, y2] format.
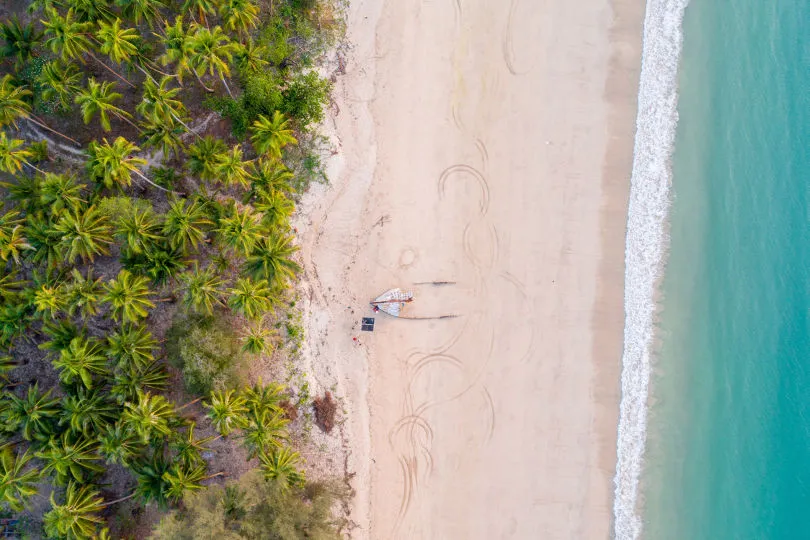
[370, 288, 414, 317]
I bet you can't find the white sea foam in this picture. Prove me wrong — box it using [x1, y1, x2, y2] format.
[613, 0, 690, 538]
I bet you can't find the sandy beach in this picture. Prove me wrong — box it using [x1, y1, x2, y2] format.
[297, 0, 644, 537]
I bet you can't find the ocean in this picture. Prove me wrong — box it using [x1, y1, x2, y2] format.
[613, 0, 809, 538]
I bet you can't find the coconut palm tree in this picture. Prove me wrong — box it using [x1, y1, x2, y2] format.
[243, 234, 300, 286]
[42, 482, 105, 539]
[0, 16, 43, 67]
[250, 111, 298, 159]
[86, 136, 143, 189]
[98, 422, 142, 465]
[123, 390, 176, 443]
[188, 25, 237, 94]
[158, 16, 194, 82]
[38, 60, 83, 111]
[117, 0, 167, 27]
[2, 384, 60, 442]
[216, 144, 253, 188]
[96, 19, 139, 65]
[0, 270, 25, 299]
[75, 79, 136, 132]
[0, 447, 40, 512]
[219, 0, 259, 35]
[39, 173, 86, 213]
[104, 269, 155, 323]
[0, 73, 79, 145]
[115, 206, 163, 255]
[32, 283, 68, 320]
[169, 422, 215, 467]
[52, 336, 108, 389]
[110, 361, 168, 404]
[177, 262, 225, 315]
[54, 205, 113, 263]
[234, 38, 269, 74]
[140, 120, 186, 158]
[216, 204, 263, 256]
[228, 277, 276, 320]
[60, 388, 118, 437]
[130, 452, 171, 507]
[136, 76, 192, 132]
[40, 319, 82, 353]
[37, 432, 105, 485]
[0, 302, 28, 350]
[163, 197, 212, 252]
[241, 408, 288, 460]
[0, 131, 35, 175]
[243, 379, 285, 416]
[107, 325, 156, 371]
[65, 268, 104, 317]
[241, 324, 276, 355]
[42, 8, 134, 88]
[0, 220, 32, 265]
[204, 389, 248, 436]
[183, 0, 219, 27]
[162, 462, 208, 501]
[254, 189, 295, 231]
[187, 135, 227, 181]
[259, 447, 304, 490]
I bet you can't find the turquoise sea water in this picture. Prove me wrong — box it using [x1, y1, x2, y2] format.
[641, 0, 809, 538]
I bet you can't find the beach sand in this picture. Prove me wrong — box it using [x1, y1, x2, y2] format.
[297, 0, 644, 537]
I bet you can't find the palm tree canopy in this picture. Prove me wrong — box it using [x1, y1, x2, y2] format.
[41, 8, 93, 61]
[87, 136, 146, 189]
[97, 19, 140, 64]
[43, 482, 105, 539]
[54, 205, 113, 263]
[243, 234, 301, 286]
[178, 262, 225, 315]
[0, 74, 32, 128]
[250, 111, 298, 159]
[104, 269, 155, 323]
[204, 389, 248, 436]
[75, 79, 130, 131]
[0, 447, 40, 511]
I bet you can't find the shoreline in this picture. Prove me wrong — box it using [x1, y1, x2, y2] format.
[298, 0, 646, 537]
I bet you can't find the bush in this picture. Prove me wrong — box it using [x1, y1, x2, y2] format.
[313, 391, 337, 433]
[280, 72, 331, 127]
[149, 469, 345, 539]
[166, 315, 248, 395]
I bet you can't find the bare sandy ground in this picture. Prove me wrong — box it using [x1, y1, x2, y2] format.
[297, 0, 644, 537]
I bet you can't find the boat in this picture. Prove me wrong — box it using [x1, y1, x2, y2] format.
[370, 288, 414, 317]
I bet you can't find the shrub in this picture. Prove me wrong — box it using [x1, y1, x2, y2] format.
[166, 315, 248, 395]
[313, 391, 337, 433]
[280, 71, 331, 127]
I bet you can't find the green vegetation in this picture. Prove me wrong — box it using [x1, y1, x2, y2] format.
[0, 0, 344, 536]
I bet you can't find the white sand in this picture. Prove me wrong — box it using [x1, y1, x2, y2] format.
[297, 0, 644, 537]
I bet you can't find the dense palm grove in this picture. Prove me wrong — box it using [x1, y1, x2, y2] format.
[0, 0, 339, 537]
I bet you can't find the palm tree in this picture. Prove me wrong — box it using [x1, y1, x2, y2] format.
[244, 234, 301, 286]
[40, 319, 82, 353]
[188, 25, 237, 94]
[96, 19, 139, 65]
[39, 173, 86, 213]
[169, 422, 215, 467]
[123, 390, 176, 443]
[42, 8, 134, 88]
[0, 16, 43, 67]
[216, 204, 263, 256]
[253, 189, 295, 231]
[158, 16, 194, 82]
[37, 432, 105, 485]
[140, 120, 186, 158]
[0, 220, 32, 265]
[162, 462, 209, 501]
[115, 207, 163, 255]
[163, 198, 212, 252]
[0, 73, 79, 145]
[98, 422, 141, 465]
[0, 131, 35, 175]
[178, 262, 225, 315]
[243, 379, 285, 416]
[216, 144, 253, 188]
[131, 452, 171, 507]
[104, 269, 155, 323]
[182, 0, 219, 27]
[65, 268, 104, 317]
[219, 0, 259, 35]
[137, 76, 193, 133]
[52, 336, 108, 389]
[0, 302, 28, 350]
[54, 205, 113, 263]
[107, 325, 156, 371]
[241, 324, 276, 355]
[2, 384, 60, 442]
[234, 38, 269, 74]
[241, 408, 288, 460]
[32, 283, 68, 320]
[259, 447, 304, 490]
[250, 111, 298, 159]
[0, 447, 40, 512]
[38, 60, 83, 111]
[43, 483, 105, 539]
[117, 0, 167, 27]
[204, 389, 248, 436]
[187, 135, 227, 181]
[111, 361, 168, 404]
[60, 388, 117, 437]
[87, 137, 176, 193]
[228, 277, 276, 319]
[75, 79, 136, 131]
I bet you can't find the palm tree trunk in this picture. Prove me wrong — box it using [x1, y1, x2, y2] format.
[194, 71, 215, 93]
[176, 397, 203, 411]
[132, 168, 183, 195]
[203, 472, 226, 480]
[112, 111, 142, 132]
[25, 116, 81, 146]
[221, 77, 234, 98]
[101, 491, 137, 507]
[86, 51, 136, 89]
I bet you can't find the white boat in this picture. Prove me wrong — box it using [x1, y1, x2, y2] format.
[370, 288, 413, 317]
